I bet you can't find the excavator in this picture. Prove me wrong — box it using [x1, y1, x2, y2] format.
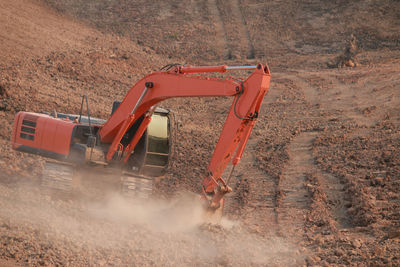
[11, 63, 271, 217]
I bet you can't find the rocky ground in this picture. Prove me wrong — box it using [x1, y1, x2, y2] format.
[0, 0, 399, 266]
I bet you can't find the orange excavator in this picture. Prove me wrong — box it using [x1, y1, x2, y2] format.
[11, 63, 271, 214]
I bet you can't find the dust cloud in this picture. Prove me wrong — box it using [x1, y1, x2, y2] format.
[0, 182, 303, 266]
[88, 192, 206, 233]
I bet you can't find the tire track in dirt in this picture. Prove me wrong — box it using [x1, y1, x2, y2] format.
[281, 70, 379, 252]
[277, 132, 315, 240]
[290, 70, 400, 230]
[230, 0, 255, 59]
[277, 131, 352, 240]
[291, 70, 385, 231]
[207, 0, 230, 60]
[317, 170, 351, 230]
[213, 0, 255, 60]
[276, 73, 352, 241]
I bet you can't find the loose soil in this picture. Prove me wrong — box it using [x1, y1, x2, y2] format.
[0, 0, 399, 266]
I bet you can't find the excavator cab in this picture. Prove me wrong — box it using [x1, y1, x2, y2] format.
[109, 101, 172, 177]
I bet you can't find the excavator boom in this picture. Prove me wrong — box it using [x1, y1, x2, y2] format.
[99, 63, 271, 209]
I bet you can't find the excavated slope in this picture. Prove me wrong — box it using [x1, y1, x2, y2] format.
[0, 0, 399, 266]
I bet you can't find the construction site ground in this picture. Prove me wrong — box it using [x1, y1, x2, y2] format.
[0, 0, 399, 266]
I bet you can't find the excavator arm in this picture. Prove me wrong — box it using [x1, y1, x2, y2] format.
[98, 63, 271, 209]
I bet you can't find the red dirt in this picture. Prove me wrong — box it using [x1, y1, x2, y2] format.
[0, 0, 399, 266]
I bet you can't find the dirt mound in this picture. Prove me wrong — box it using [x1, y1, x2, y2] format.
[327, 34, 359, 68]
